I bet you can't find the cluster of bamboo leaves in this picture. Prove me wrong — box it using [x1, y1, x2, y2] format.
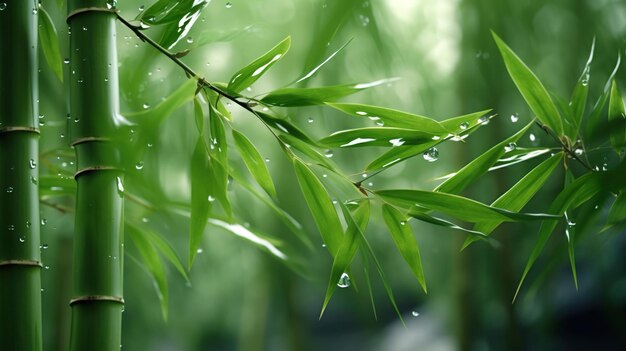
[34, 0, 626, 321]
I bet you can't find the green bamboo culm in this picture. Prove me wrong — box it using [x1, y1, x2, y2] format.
[67, 0, 125, 350]
[0, 1, 43, 350]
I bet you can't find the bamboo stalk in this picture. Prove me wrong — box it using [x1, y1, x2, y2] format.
[0, 1, 43, 350]
[67, 1, 124, 350]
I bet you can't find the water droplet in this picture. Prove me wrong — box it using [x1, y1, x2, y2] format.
[42, 244, 49, 250]
[265, 158, 270, 163]
[529, 133, 536, 142]
[423, 147, 439, 162]
[322, 174, 328, 178]
[63, 57, 70, 64]
[8, 224, 15, 231]
[459, 122, 469, 130]
[41, 219, 47, 226]
[29, 159, 36, 169]
[186, 36, 194, 44]
[411, 311, 419, 317]
[362, 173, 368, 178]
[400, 221, 407, 226]
[359, 14, 370, 26]
[82, 26, 87, 31]
[574, 148, 584, 156]
[324, 150, 334, 158]
[135, 161, 144, 170]
[138, 5, 145, 11]
[19, 237, 25, 243]
[32, 7, 37, 14]
[208, 195, 215, 202]
[44, 265, 50, 270]
[225, 2, 232, 8]
[504, 142, 517, 152]
[106, 0, 117, 9]
[581, 78, 589, 86]
[337, 273, 351, 288]
[308, 117, 314, 123]
[0, 3, 6, 11]
[601, 163, 608, 171]
[510, 113, 519, 123]
[142, 103, 150, 109]
[31, 176, 38, 185]
[478, 115, 490, 125]
[6, 186, 13, 193]
[321, 243, 327, 248]
[116, 177, 125, 194]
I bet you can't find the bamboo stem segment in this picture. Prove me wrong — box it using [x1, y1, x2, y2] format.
[67, 1, 125, 350]
[0, 1, 43, 350]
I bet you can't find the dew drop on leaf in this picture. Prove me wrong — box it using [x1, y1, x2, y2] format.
[423, 147, 439, 162]
[337, 273, 351, 288]
[510, 113, 519, 123]
[411, 311, 419, 317]
[504, 142, 517, 152]
[459, 122, 469, 130]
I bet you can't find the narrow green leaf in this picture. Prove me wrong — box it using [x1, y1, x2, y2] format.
[607, 192, 626, 227]
[127, 226, 169, 320]
[138, 227, 189, 282]
[38, 6, 63, 82]
[319, 128, 436, 148]
[295, 39, 352, 84]
[568, 39, 595, 140]
[493, 32, 563, 135]
[227, 37, 291, 93]
[489, 147, 552, 171]
[293, 159, 343, 256]
[232, 129, 276, 198]
[256, 111, 318, 145]
[464, 153, 563, 249]
[208, 155, 232, 217]
[408, 211, 487, 238]
[514, 172, 603, 301]
[587, 53, 621, 136]
[193, 96, 204, 134]
[139, 0, 205, 26]
[189, 137, 212, 268]
[207, 218, 288, 260]
[278, 134, 338, 171]
[376, 189, 560, 223]
[261, 78, 399, 106]
[382, 205, 427, 293]
[319, 202, 363, 317]
[564, 212, 578, 290]
[436, 121, 533, 194]
[209, 103, 228, 165]
[608, 80, 626, 151]
[328, 103, 448, 134]
[158, 1, 209, 49]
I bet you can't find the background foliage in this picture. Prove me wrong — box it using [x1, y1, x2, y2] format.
[33, 0, 626, 350]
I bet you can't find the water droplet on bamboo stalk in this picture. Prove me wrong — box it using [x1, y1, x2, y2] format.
[116, 177, 125, 194]
[504, 142, 517, 152]
[510, 113, 519, 123]
[0, 3, 6, 11]
[42, 244, 49, 250]
[423, 147, 439, 162]
[63, 57, 70, 64]
[337, 273, 351, 288]
[411, 311, 419, 317]
[225, 2, 232, 8]
[32, 7, 37, 14]
[324, 149, 333, 158]
[459, 122, 469, 130]
[31, 176, 38, 185]
[19, 237, 25, 243]
[29, 159, 36, 169]
[41, 219, 47, 226]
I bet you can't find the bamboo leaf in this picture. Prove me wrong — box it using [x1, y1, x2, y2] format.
[158, 1, 209, 49]
[139, 0, 205, 26]
[127, 226, 169, 320]
[256, 111, 318, 145]
[139, 227, 189, 282]
[436, 121, 534, 194]
[408, 211, 487, 238]
[207, 218, 287, 260]
[232, 129, 276, 198]
[293, 159, 343, 256]
[376, 189, 560, 223]
[382, 204, 427, 293]
[493, 32, 563, 135]
[567, 39, 595, 140]
[209, 103, 228, 165]
[227, 37, 291, 93]
[319, 202, 363, 317]
[465, 153, 563, 249]
[261, 78, 399, 106]
[295, 39, 352, 84]
[606, 192, 626, 227]
[514, 172, 604, 301]
[193, 96, 204, 134]
[328, 103, 448, 134]
[208, 155, 232, 217]
[564, 212, 578, 290]
[278, 134, 338, 171]
[608, 80, 626, 151]
[319, 128, 436, 148]
[189, 137, 212, 268]
[38, 175, 76, 196]
[38, 6, 63, 82]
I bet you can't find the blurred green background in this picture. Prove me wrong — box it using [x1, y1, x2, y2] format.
[36, 0, 626, 350]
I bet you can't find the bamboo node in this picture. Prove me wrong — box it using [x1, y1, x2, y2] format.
[0, 260, 43, 268]
[69, 295, 125, 306]
[70, 136, 112, 147]
[66, 7, 116, 22]
[0, 126, 40, 135]
[74, 166, 121, 179]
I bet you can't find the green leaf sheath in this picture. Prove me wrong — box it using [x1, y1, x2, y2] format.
[0, 1, 43, 349]
[227, 36, 290, 93]
[493, 32, 563, 136]
[68, 2, 124, 350]
[382, 205, 427, 293]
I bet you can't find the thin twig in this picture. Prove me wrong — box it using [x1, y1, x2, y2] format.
[534, 121, 594, 171]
